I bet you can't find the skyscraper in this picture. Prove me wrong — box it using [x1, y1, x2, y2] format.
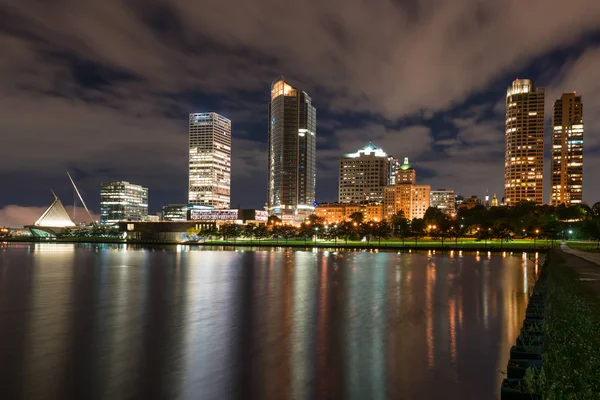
[504, 79, 545, 205]
[100, 181, 148, 223]
[188, 112, 231, 209]
[339, 142, 390, 203]
[551, 93, 584, 205]
[267, 77, 316, 220]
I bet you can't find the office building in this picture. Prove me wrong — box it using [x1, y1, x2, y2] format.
[396, 157, 416, 184]
[267, 77, 316, 221]
[189, 112, 231, 209]
[101, 181, 148, 224]
[551, 93, 584, 205]
[504, 79, 545, 205]
[430, 189, 456, 215]
[382, 159, 430, 220]
[339, 142, 392, 203]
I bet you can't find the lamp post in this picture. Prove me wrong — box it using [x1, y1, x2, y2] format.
[314, 227, 319, 246]
[334, 224, 338, 246]
[534, 229, 539, 250]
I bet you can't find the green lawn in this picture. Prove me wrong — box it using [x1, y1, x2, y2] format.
[200, 237, 558, 250]
[566, 241, 600, 252]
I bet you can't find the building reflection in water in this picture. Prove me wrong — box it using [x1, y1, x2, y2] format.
[0, 244, 542, 400]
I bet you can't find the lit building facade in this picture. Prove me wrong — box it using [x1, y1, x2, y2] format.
[382, 158, 429, 220]
[430, 189, 456, 215]
[101, 181, 148, 224]
[189, 112, 231, 209]
[315, 202, 384, 224]
[505, 79, 545, 205]
[267, 77, 316, 221]
[339, 142, 391, 203]
[551, 93, 583, 205]
[162, 204, 214, 221]
[396, 157, 416, 184]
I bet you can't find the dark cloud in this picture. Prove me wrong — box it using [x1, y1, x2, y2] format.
[1, 0, 600, 218]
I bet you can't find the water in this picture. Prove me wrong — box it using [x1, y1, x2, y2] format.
[0, 243, 540, 399]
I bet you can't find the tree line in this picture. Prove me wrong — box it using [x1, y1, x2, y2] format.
[186, 201, 600, 248]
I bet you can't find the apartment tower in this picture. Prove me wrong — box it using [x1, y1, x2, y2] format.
[551, 93, 583, 205]
[504, 79, 545, 205]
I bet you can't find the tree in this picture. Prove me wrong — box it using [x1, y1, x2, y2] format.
[450, 221, 468, 247]
[338, 221, 356, 244]
[243, 224, 256, 244]
[373, 220, 392, 246]
[431, 218, 452, 248]
[492, 220, 513, 250]
[391, 213, 411, 247]
[254, 225, 268, 242]
[592, 202, 600, 218]
[280, 225, 297, 245]
[411, 219, 426, 248]
[583, 218, 600, 249]
[220, 223, 242, 243]
[541, 220, 563, 248]
[477, 224, 493, 248]
[307, 214, 325, 225]
[298, 223, 313, 245]
[349, 212, 365, 224]
[199, 225, 218, 240]
[424, 207, 446, 226]
[358, 222, 374, 244]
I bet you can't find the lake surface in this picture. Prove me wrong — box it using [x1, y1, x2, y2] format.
[0, 243, 540, 399]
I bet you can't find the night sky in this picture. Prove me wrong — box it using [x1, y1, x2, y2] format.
[1, 0, 600, 226]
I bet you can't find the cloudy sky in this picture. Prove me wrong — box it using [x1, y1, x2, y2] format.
[1, 0, 600, 225]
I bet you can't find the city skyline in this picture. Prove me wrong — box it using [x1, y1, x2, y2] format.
[2, 0, 600, 226]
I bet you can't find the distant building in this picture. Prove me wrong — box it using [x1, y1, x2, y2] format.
[491, 194, 499, 207]
[339, 142, 393, 203]
[162, 204, 214, 221]
[458, 195, 482, 210]
[430, 189, 456, 215]
[100, 181, 148, 224]
[189, 112, 231, 209]
[551, 93, 583, 205]
[267, 77, 316, 220]
[315, 202, 384, 224]
[505, 79, 545, 205]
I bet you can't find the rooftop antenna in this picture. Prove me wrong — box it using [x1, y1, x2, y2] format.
[67, 172, 97, 227]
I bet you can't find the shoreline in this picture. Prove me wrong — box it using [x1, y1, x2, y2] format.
[2, 237, 552, 252]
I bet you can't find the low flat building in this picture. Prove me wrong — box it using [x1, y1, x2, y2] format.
[162, 204, 214, 221]
[315, 202, 384, 224]
[119, 221, 215, 242]
[188, 209, 268, 225]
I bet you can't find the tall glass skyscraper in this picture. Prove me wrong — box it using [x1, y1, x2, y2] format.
[504, 79, 545, 205]
[100, 181, 148, 223]
[551, 93, 583, 205]
[267, 77, 316, 219]
[188, 112, 231, 209]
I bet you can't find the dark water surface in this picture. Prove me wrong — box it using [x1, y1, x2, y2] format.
[0, 243, 540, 399]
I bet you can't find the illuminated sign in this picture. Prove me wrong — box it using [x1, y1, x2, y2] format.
[190, 209, 239, 221]
[255, 211, 268, 221]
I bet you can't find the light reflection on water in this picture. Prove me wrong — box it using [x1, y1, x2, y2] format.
[0, 243, 540, 399]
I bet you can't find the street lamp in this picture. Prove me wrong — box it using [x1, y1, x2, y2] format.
[314, 227, 319, 245]
[534, 229, 540, 249]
